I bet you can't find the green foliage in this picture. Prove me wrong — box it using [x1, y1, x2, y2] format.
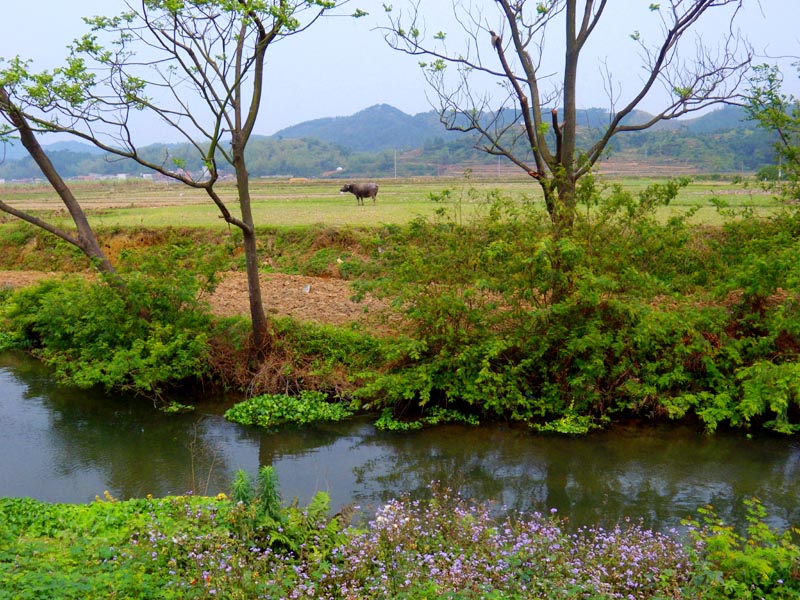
[0, 271, 212, 398]
[0, 495, 171, 599]
[355, 180, 800, 434]
[228, 467, 285, 543]
[231, 469, 254, 505]
[160, 400, 194, 414]
[684, 498, 800, 599]
[747, 63, 800, 200]
[735, 361, 800, 434]
[269, 316, 388, 391]
[224, 390, 354, 429]
[3, 231, 224, 398]
[374, 406, 479, 431]
[0, 471, 347, 598]
[255, 466, 283, 524]
[532, 411, 605, 435]
[227, 466, 345, 559]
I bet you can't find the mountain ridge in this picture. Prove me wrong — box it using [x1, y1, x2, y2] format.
[0, 104, 773, 180]
[271, 104, 753, 153]
[272, 103, 448, 153]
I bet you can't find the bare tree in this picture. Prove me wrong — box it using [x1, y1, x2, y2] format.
[0, 85, 116, 276]
[0, 0, 346, 356]
[384, 0, 753, 232]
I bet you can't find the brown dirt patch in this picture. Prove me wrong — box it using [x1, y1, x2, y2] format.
[0, 271, 66, 289]
[206, 272, 389, 327]
[0, 269, 391, 329]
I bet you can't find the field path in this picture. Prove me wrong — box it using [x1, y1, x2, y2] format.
[0, 270, 389, 328]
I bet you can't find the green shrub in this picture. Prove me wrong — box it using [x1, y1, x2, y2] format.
[227, 466, 345, 559]
[374, 406, 480, 431]
[224, 390, 354, 429]
[0, 272, 212, 397]
[353, 182, 800, 434]
[684, 498, 800, 599]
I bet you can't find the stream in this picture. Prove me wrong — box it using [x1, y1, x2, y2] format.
[1, 351, 798, 532]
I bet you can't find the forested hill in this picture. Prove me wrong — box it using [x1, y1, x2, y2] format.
[272, 104, 447, 153]
[272, 104, 659, 153]
[0, 104, 777, 181]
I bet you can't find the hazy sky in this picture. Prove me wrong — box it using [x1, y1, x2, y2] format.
[2, 1, 798, 144]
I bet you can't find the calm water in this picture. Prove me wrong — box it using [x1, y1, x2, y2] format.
[1, 351, 798, 532]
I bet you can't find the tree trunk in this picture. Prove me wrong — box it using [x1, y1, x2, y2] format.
[1, 86, 115, 276]
[555, 178, 577, 234]
[232, 145, 270, 354]
[555, 0, 579, 234]
[242, 226, 270, 352]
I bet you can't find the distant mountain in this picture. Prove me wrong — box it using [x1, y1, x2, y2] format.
[273, 104, 455, 153]
[274, 104, 753, 152]
[675, 104, 750, 133]
[1, 140, 105, 161]
[0, 103, 772, 181]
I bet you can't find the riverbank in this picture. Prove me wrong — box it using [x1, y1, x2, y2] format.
[0, 269, 389, 328]
[2, 480, 797, 599]
[3, 177, 800, 434]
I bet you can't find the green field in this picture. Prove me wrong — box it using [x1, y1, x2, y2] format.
[0, 174, 783, 229]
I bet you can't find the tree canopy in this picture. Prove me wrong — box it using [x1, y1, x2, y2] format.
[747, 62, 800, 198]
[384, 0, 753, 231]
[0, 0, 348, 355]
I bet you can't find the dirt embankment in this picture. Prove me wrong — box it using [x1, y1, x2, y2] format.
[0, 270, 389, 329]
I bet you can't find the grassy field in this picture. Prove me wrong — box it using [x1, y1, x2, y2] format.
[0, 174, 783, 229]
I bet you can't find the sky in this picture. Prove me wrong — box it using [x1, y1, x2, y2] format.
[2, 1, 799, 145]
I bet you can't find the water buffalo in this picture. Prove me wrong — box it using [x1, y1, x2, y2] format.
[340, 182, 379, 205]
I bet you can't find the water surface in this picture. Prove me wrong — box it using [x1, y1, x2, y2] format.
[1, 352, 798, 532]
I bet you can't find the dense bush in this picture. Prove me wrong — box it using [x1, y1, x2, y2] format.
[355, 180, 800, 434]
[684, 498, 800, 599]
[0, 272, 212, 398]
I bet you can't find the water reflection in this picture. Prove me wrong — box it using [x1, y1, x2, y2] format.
[0, 353, 238, 500]
[1, 352, 798, 532]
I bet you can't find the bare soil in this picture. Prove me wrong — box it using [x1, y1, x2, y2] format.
[0, 270, 390, 329]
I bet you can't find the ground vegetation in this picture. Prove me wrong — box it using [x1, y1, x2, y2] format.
[1, 477, 797, 599]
